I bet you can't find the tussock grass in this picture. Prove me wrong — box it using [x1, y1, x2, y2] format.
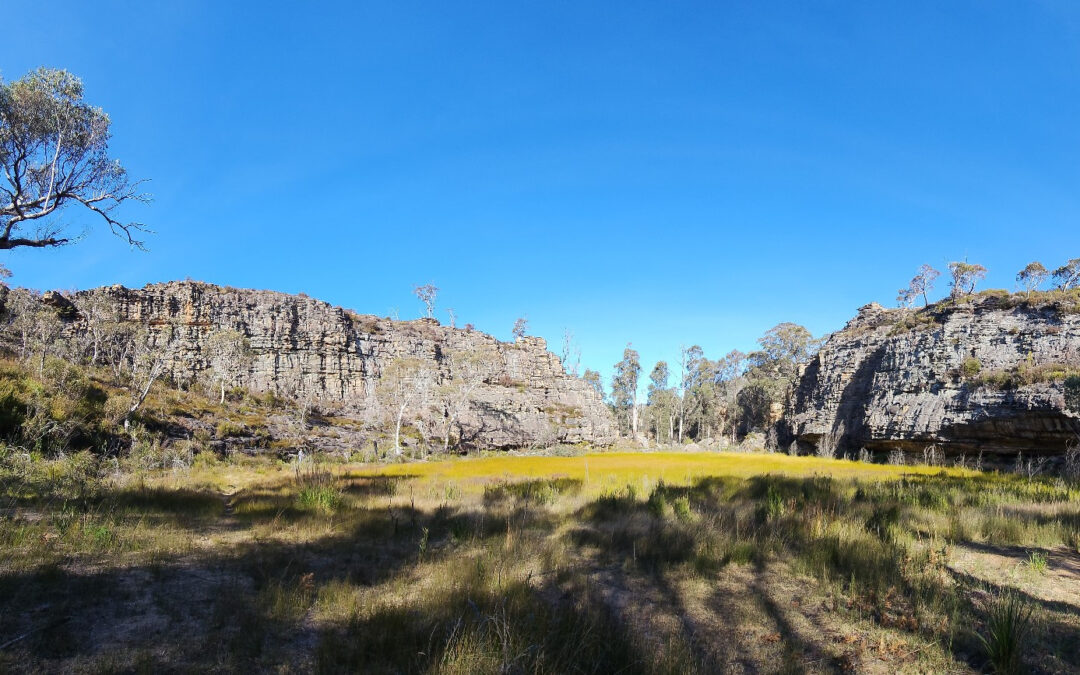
[977, 591, 1034, 675]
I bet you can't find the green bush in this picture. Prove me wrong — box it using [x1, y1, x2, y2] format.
[215, 420, 246, 438]
[961, 357, 982, 378]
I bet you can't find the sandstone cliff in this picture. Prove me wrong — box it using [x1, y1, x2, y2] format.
[785, 292, 1080, 456]
[30, 281, 618, 449]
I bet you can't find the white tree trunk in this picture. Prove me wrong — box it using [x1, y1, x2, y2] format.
[394, 402, 407, 455]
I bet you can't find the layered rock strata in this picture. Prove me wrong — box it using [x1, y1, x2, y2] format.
[785, 295, 1080, 456]
[29, 281, 618, 449]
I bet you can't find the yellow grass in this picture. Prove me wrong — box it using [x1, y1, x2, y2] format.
[351, 451, 974, 495]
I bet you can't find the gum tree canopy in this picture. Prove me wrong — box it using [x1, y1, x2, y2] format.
[0, 68, 148, 250]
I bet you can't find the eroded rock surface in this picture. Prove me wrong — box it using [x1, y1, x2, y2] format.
[785, 295, 1080, 456]
[49, 281, 617, 449]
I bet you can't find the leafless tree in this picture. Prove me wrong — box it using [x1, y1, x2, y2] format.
[5, 290, 64, 377]
[120, 328, 171, 433]
[413, 283, 438, 319]
[76, 292, 123, 366]
[560, 328, 581, 377]
[377, 357, 434, 456]
[512, 316, 528, 340]
[446, 307, 456, 329]
[206, 329, 251, 404]
[897, 264, 940, 308]
[436, 347, 495, 453]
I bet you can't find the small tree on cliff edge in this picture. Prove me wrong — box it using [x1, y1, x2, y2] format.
[0, 68, 150, 252]
[1052, 258, 1080, 291]
[1016, 262, 1049, 295]
[948, 261, 987, 297]
[512, 316, 528, 340]
[897, 264, 940, 308]
[413, 283, 438, 319]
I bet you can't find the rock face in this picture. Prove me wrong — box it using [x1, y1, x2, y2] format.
[785, 295, 1080, 456]
[60, 281, 617, 449]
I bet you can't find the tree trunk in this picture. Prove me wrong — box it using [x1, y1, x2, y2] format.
[123, 363, 161, 436]
[443, 413, 455, 454]
[394, 403, 406, 455]
[219, 379, 226, 405]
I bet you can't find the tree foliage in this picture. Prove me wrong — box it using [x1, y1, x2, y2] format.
[948, 261, 987, 297]
[610, 344, 641, 436]
[1052, 258, 1080, 291]
[897, 264, 940, 308]
[511, 317, 528, 340]
[747, 323, 816, 381]
[0, 68, 149, 251]
[413, 283, 438, 318]
[582, 368, 604, 399]
[1016, 262, 1049, 294]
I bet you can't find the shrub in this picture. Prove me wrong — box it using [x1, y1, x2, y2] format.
[961, 357, 982, 378]
[672, 496, 692, 521]
[215, 420, 246, 438]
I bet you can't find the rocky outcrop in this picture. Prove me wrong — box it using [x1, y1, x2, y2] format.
[47, 281, 617, 449]
[785, 293, 1080, 456]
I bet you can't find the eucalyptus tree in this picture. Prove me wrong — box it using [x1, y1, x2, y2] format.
[676, 345, 704, 442]
[582, 369, 604, 399]
[739, 324, 816, 434]
[1017, 262, 1049, 294]
[897, 264, 940, 308]
[611, 345, 641, 437]
[512, 317, 529, 340]
[0, 68, 149, 251]
[647, 360, 674, 443]
[948, 261, 988, 297]
[1052, 258, 1080, 291]
[413, 283, 438, 318]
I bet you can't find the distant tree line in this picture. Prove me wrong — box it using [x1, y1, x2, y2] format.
[602, 323, 818, 445]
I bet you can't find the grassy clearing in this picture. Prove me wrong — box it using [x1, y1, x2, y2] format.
[1, 451, 1078, 673]
[356, 450, 977, 494]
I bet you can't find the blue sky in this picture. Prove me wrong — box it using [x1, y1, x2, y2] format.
[4, 1, 1080, 389]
